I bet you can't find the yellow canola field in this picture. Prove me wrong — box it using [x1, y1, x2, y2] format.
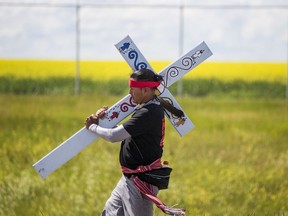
[0, 60, 286, 83]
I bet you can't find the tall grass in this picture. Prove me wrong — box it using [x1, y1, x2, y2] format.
[0, 76, 286, 98]
[0, 94, 287, 215]
[0, 59, 287, 215]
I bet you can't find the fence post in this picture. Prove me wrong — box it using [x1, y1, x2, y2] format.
[177, 4, 184, 97]
[286, 15, 288, 100]
[75, 3, 80, 95]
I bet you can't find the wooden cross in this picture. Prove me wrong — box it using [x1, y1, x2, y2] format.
[33, 35, 212, 178]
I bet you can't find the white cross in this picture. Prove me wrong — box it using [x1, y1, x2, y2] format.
[33, 35, 212, 179]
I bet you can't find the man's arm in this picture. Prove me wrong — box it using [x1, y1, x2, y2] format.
[88, 124, 131, 143]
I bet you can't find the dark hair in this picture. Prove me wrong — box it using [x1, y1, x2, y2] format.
[130, 68, 163, 84]
[131, 68, 184, 118]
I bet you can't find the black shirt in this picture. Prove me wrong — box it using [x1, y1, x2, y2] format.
[121, 102, 165, 169]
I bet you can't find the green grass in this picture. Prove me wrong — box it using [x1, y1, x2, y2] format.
[0, 94, 287, 215]
[0, 76, 286, 98]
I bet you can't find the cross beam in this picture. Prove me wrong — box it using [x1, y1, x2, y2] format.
[33, 36, 212, 178]
[115, 36, 206, 135]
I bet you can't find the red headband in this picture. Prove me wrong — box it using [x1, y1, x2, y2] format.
[129, 79, 161, 88]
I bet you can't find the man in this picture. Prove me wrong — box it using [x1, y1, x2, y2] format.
[85, 68, 185, 216]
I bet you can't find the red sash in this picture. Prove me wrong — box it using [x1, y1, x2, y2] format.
[121, 158, 162, 173]
[121, 159, 186, 216]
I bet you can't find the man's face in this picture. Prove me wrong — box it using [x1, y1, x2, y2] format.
[129, 87, 145, 104]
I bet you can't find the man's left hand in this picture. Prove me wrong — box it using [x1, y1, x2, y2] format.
[85, 114, 99, 129]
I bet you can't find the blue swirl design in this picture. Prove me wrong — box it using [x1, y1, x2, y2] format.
[164, 49, 205, 86]
[128, 50, 147, 70]
[165, 56, 194, 86]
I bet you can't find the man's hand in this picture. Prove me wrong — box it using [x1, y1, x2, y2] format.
[95, 106, 108, 119]
[85, 114, 98, 129]
[85, 106, 108, 129]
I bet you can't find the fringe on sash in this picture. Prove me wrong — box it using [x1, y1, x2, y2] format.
[133, 176, 186, 216]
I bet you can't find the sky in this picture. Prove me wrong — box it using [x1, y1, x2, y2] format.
[0, 0, 287, 62]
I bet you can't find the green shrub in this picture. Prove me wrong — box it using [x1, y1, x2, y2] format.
[0, 76, 286, 98]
